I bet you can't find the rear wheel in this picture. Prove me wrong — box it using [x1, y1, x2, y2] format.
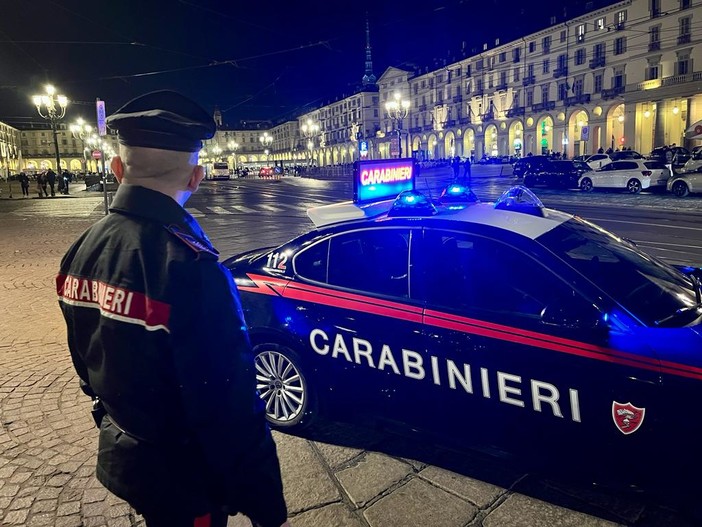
[671, 180, 690, 198]
[580, 178, 593, 192]
[253, 343, 315, 430]
[627, 179, 642, 194]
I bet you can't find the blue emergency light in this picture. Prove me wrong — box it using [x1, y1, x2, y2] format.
[388, 190, 437, 217]
[438, 182, 479, 204]
[494, 186, 546, 217]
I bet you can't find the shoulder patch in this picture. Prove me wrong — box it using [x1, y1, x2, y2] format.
[166, 225, 219, 258]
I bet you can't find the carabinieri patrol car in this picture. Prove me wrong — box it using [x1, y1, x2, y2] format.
[224, 158, 702, 492]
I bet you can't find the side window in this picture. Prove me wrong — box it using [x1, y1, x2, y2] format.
[422, 231, 577, 321]
[294, 239, 329, 282]
[328, 229, 410, 298]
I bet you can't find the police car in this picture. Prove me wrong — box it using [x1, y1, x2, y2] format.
[224, 158, 702, 492]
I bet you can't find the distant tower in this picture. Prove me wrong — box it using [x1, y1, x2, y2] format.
[362, 14, 377, 87]
[213, 106, 223, 128]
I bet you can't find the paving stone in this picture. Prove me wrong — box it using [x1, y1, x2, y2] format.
[275, 432, 340, 513]
[314, 441, 363, 469]
[483, 494, 623, 527]
[290, 503, 364, 527]
[57, 500, 81, 516]
[336, 453, 413, 507]
[3, 508, 29, 524]
[364, 477, 477, 527]
[420, 465, 504, 508]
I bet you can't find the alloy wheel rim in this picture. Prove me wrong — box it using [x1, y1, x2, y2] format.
[255, 351, 305, 422]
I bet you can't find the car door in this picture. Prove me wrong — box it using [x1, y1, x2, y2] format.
[412, 226, 660, 478]
[296, 226, 425, 424]
[593, 161, 616, 188]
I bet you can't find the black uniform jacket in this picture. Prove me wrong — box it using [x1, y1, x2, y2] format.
[57, 184, 286, 526]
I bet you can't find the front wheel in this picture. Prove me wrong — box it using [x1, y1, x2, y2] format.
[627, 179, 642, 194]
[254, 344, 315, 429]
[580, 178, 593, 192]
[671, 180, 690, 198]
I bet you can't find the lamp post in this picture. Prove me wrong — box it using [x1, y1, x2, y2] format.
[259, 132, 272, 166]
[87, 135, 114, 214]
[300, 119, 319, 169]
[385, 91, 410, 158]
[228, 141, 239, 172]
[70, 118, 93, 174]
[32, 84, 68, 174]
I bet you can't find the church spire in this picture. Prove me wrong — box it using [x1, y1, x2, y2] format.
[362, 14, 376, 87]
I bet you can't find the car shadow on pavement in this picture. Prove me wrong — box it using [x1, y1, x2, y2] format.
[287, 417, 698, 527]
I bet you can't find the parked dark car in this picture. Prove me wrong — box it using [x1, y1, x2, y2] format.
[610, 150, 644, 161]
[523, 159, 593, 188]
[648, 146, 691, 169]
[512, 155, 550, 178]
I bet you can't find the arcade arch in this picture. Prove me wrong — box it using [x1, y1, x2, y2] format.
[535, 115, 554, 155]
[508, 121, 524, 157]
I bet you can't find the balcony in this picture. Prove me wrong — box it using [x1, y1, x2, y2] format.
[678, 34, 691, 45]
[531, 101, 556, 112]
[453, 95, 463, 103]
[422, 125, 434, 131]
[564, 93, 591, 106]
[458, 116, 472, 125]
[408, 126, 422, 134]
[506, 107, 525, 118]
[522, 75, 536, 86]
[495, 82, 508, 91]
[554, 66, 568, 78]
[588, 56, 606, 69]
[480, 111, 495, 122]
[418, 105, 427, 111]
[446, 119, 457, 127]
[648, 41, 661, 52]
[601, 86, 625, 99]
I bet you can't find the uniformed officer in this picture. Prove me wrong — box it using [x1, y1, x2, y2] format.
[56, 90, 290, 527]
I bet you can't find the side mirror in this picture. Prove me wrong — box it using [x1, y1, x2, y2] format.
[541, 304, 603, 330]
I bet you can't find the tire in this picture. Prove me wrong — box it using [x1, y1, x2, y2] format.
[671, 180, 690, 198]
[580, 178, 593, 192]
[627, 179, 642, 194]
[253, 343, 315, 429]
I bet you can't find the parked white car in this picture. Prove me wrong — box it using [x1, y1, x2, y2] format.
[578, 160, 671, 194]
[667, 170, 702, 197]
[584, 153, 612, 171]
[680, 147, 702, 173]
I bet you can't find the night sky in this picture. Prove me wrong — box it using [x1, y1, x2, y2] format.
[1, 0, 613, 129]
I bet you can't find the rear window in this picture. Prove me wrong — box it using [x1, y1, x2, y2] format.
[612, 161, 639, 170]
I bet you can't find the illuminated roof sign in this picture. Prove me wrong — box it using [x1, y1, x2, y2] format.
[353, 158, 417, 203]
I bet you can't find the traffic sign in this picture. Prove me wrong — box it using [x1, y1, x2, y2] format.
[92, 150, 102, 159]
[96, 99, 106, 136]
[581, 125, 590, 141]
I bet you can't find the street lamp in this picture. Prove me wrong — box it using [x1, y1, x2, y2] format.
[32, 84, 69, 174]
[385, 91, 410, 158]
[69, 118, 93, 173]
[260, 132, 272, 165]
[300, 119, 319, 168]
[228, 141, 239, 172]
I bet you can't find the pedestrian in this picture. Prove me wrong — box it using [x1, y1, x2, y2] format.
[597, 147, 604, 154]
[46, 168, 57, 196]
[37, 172, 48, 197]
[451, 156, 461, 178]
[56, 91, 290, 527]
[19, 171, 30, 197]
[462, 156, 472, 180]
[62, 170, 71, 194]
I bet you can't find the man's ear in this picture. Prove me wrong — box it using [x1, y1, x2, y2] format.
[186, 165, 205, 193]
[111, 156, 125, 183]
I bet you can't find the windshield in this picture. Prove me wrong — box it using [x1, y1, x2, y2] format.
[538, 217, 699, 327]
[692, 150, 702, 161]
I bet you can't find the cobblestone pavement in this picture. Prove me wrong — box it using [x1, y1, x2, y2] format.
[0, 192, 696, 527]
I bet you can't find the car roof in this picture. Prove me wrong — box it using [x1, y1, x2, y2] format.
[307, 187, 573, 241]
